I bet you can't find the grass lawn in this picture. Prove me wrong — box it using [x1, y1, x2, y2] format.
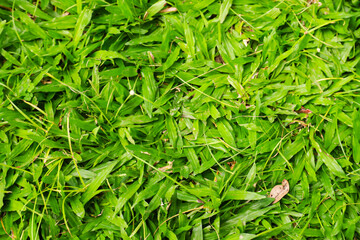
[1, 0, 360, 239]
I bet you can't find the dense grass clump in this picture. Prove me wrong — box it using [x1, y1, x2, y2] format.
[1, 0, 360, 239]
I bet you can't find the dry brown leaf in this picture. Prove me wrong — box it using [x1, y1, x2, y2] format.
[215, 55, 225, 64]
[160, 7, 177, 13]
[269, 179, 289, 204]
[158, 161, 173, 172]
[296, 106, 312, 114]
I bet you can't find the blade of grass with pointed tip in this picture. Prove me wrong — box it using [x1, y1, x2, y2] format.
[73, 8, 92, 49]
[310, 130, 346, 178]
[144, 0, 166, 20]
[141, 67, 157, 118]
[219, 0, 232, 24]
[217, 119, 236, 148]
[353, 110, 360, 164]
[224, 190, 265, 201]
[81, 160, 118, 204]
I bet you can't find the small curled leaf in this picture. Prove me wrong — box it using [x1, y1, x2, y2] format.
[269, 179, 289, 204]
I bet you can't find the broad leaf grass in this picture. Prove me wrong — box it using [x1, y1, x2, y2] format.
[1, 0, 360, 239]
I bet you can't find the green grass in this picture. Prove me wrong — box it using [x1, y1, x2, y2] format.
[1, 0, 360, 239]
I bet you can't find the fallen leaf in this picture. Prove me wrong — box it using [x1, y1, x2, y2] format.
[215, 55, 225, 64]
[296, 107, 312, 114]
[158, 161, 173, 172]
[160, 7, 177, 13]
[269, 179, 289, 204]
